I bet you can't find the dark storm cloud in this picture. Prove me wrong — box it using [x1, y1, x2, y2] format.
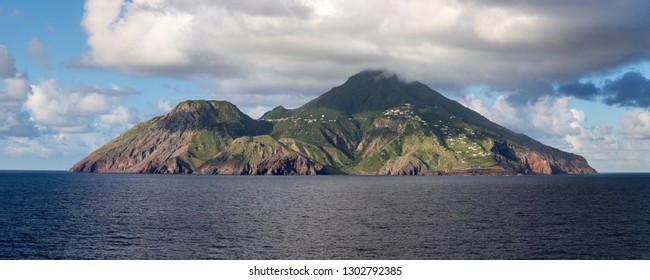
[505, 81, 556, 105]
[602, 72, 650, 108]
[558, 81, 601, 100]
[555, 72, 650, 108]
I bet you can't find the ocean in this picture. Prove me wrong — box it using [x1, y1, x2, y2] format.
[1, 171, 649, 259]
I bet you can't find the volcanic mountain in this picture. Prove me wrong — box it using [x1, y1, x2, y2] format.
[70, 71, 596, 175]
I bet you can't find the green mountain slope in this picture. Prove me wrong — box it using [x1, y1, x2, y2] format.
[71, 71, 596, 175]
[70, 100, 271, 173]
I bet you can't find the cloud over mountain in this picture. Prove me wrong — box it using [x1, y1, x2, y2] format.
[80, 0, 650, 97]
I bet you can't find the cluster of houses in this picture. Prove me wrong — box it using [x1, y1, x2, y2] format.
[380, 104, 491, 162]
[263, 114, 338, 124]
[446, 133, 488, 160]
[382, 104, 428, 126]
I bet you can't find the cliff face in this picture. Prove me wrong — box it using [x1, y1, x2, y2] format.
[70, 123, 196, 174]
[491, 140, 596, 175]
[197, 136, 323, 175]
[71, 71, 596, 175]
[378, 156, 424, 175]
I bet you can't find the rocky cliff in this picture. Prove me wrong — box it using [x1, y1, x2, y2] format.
[198, 136, 323, 175]
[491, 140, 595, 175]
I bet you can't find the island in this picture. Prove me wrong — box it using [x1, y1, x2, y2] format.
[70, 71, 596, 175]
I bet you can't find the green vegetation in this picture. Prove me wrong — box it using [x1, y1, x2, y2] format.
[70, 70, 596, 175]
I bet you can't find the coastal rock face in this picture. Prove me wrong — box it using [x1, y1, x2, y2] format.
[491, 140, 596, 175]
[378, 156, 428, 175]
[518, 151, 553, 175]
[71, 70, 597, 175]
[197, 136, 323, 175]
[70, 126, 197, 174]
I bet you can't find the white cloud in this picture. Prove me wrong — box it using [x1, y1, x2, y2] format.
[2, 132, 110, 159]
[464, 94, 524, 129]
[27, 80, 96, 130]
[528, 97, 584, 136]
[99, 106, 137, 126]
[28, 37, 50, 70]
[621, 110, 650, 140]
[0, 45, 16, 78]
[246, 106, 273, 119]
[214, 91, 314, 110]
[564, 123, 619, 156]
[0, 46, 38, 137]
[2, 44, 139, 137]
[0, 109, 35, 137]
[460, 93, 619, 168]
[462, 95, 586, 138]
[0, 75, 35, 137]
[2, 136, 53, 157]
[80, 0, 198, 74]
[157, 99, 173, 113]
[25, 79, 136, 133]
[1, 74, 30, 105]
[79, 0, 650, 100]
[0, 44, 143, 166]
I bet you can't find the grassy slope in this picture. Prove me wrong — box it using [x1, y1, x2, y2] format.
[260, 71, 515, 173]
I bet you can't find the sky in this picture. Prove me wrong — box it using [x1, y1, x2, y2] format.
[1, 0, 650, 172]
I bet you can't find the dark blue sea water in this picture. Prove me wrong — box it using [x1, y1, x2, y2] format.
[1, 171, 649, 259]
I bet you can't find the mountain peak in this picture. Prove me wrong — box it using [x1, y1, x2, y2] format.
[157, 100, 271, 135]
[300, 70, 439, 115]
[260, 105, 289, 120]
[159, 100, 239, 130]
[168, 100, 236, 114]
[350, 70, 413, 84]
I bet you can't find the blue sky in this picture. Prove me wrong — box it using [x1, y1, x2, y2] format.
[1, 0, 650, 172]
